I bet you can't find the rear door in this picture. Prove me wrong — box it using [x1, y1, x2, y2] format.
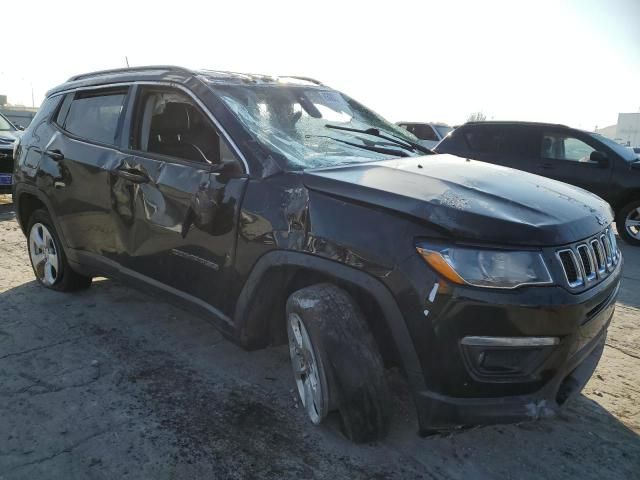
[46, 86, 133, 264]
[436, 124, 539, 172]
[533, 128, 613, 198]
[114, 84, 248, 310]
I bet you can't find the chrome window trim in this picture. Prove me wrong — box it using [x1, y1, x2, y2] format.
[45, 80, 250, 175]
[461, 336, 560, 347]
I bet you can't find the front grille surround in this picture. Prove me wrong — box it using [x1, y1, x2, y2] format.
[555, 227, 620, 290]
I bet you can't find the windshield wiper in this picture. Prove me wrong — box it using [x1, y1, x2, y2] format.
[325, 124, 433, 155]
[306, 134, 411, 158]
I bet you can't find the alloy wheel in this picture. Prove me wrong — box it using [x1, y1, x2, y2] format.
[287, 312, 328, 424]
[29, 223, 60, 286]
[625, 207, 640, 240]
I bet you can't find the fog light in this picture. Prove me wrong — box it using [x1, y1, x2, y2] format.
[461, 336, 559, 380]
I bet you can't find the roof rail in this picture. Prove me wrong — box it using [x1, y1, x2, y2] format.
[67, 65, 193, 82]
[464, 120, 569, 128]
[282, 76, 324, 85]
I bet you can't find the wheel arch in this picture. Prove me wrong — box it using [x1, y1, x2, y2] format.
[15, 185, 51, 235]
[612, 189, 640, 215]
[233, 250, 427, 393]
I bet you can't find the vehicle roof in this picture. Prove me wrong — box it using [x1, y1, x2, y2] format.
[397, 121, 450, 127]
[47, 65, 326, 97]
[462, 120, 570, 128]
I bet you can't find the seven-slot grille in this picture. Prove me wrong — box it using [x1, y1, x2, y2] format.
[556, 227, 619, 289]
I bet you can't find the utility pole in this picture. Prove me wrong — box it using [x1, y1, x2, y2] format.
[125, 56, 130, 67]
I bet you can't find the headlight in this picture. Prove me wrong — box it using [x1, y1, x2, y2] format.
[416, 243, 553, 289]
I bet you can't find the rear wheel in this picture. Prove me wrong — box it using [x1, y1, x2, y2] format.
[616, 200, 640, 246]
[27, 209, 92, 291]
[286, 283, 391, 442]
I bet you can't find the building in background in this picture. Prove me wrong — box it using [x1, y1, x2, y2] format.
[596, 112, 640, 147]
[0, 95, 38, 128]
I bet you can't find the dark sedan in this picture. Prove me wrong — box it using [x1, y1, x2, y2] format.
[0, 113, 21, 193]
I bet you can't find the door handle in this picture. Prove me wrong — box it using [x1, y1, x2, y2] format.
[45, 149, 64, 161]
[114, 168, 149, 184]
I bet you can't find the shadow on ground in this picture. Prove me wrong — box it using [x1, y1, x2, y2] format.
[0, 277, 638, 480]
[0, 195, 15, 222]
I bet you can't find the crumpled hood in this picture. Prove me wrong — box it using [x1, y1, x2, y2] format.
[302, 155, 612, 247]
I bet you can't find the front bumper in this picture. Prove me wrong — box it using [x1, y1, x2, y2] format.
[416, 318, 608, 431]
[411, 255, 622, 431]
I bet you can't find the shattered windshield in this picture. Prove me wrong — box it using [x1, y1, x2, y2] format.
[0, 114, 14, 131]
[213, 84, 421, 170]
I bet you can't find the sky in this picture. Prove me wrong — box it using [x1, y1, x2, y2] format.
[1, 0, 639, 130]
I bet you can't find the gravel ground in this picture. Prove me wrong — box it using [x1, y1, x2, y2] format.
[0, 195, 639, 479]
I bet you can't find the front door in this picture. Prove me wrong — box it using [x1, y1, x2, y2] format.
[113, 85, 248, 311]
[533, 129, 613, 199]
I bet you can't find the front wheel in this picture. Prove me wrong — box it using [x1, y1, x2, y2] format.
[616, 200, 640, 246]
[286, 283, 391, 442]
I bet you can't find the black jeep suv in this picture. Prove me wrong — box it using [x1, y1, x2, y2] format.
[12, 67, 622, 442]
[434, 121, 640, 245]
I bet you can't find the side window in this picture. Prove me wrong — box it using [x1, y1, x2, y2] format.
[498, 127, 538, 158]
[463, 127, 502, 154]
[399, 123, 414, 136]
[24, 95, 61, 134]
[63, 89, 127, 145]
[55, 94, 74, 126]
[133, 87, 225, 165]
[541, 133, 596, 162]
[413, 124, 439, 142]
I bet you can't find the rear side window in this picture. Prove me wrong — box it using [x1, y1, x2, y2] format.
[463, 127, 502, 153]
[62, 89, 128, 145]
[401, 123, 438, 142]
[412, 124, 439, 142]
[455, 125, 537, 159]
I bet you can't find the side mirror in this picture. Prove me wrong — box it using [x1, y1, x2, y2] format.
[15, 125, 25, 131]
[590, 150, 609, 168]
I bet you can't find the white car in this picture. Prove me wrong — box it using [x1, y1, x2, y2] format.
[396, 122, 453, 149]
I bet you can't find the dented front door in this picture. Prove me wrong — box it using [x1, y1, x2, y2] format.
[110, 154, 247, 310]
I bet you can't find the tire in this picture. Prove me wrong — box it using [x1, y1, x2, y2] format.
[26, 209, 92, 291]
[286, 283, 391, 443]
[615, 200, 640, 246]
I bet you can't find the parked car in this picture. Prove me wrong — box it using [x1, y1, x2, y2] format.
[13, 67, 621, 441]
[397, 122, 452, 149]
[434, 121, 640, 245]
[0, 112, 21, 194]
